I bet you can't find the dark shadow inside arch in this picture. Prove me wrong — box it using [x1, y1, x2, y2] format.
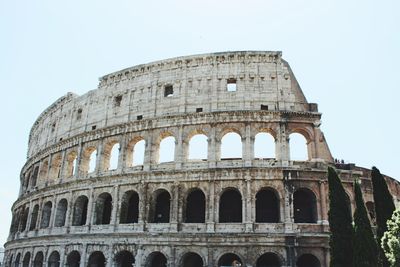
[115, 250, 135, 267]
[54, 199, 68, 227]
[145, 252, 167, 267]
[152, 190, 171, 223]
[29, 205, 39, 230]
[293, 189, 317, 223]
[185, 189, 206, 223]
[94, 193, 112, 225]
[40, 201, 52, 228]
[33, 252, 44, 267]
[48, 251, 60, 267]
[219, 189, 242, 223]
[22, 253, 30, 267]
[19, 207, 29, 232]
[14, 253, 21, 267]
[296, 254, 321, 267]
[72, 195, 88, 226]
[181, 252, 203, 267]
[218, 253, 242, 267]
[120, 191, 139, 224]
[256, 252, 281, 267]
[66, 251, 80, 267]
[256, 189, 280, 223]
[88, 251, 106, 267]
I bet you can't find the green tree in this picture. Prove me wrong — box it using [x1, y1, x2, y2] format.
[353, 180, 378, 267]
[381, 208, 400, 266]
[371, 166, 396, 267]
[327, 167, 354, 266]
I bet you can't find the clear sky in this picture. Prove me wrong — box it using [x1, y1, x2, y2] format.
[1, 0, 399, 247]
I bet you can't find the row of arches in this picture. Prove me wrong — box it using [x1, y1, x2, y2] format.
[23, 131, 309, 191]
[10, 187, 318, 235]
[6, 250, 321, 267]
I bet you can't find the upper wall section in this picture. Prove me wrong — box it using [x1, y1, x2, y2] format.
[27, 51, 314, 158]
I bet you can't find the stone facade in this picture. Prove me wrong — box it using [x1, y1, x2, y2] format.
[3, 51, 400, 267]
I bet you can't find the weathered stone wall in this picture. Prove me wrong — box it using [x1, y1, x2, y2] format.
[4, 51, 400, 267]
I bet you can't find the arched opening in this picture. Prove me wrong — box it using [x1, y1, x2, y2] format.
[72, 195, 88, 226]
[294, 189, 317, 223]
[49, 154, 62, 180]
[289, 133, 308, 161]
[219, 189, 242, 223]
[19, 207, 29, 232]
[14, 253, 21, 267]
[8, 254, 13, 267]
[145, 252, 167, 267]
[256, 189, 280, 223]
[132, 139, 145, 166]
[218, 253, 242, 267]
[33, 252, 44, 267]
[221, 132, 242, 159]
[80, 147, 97, 174]
[54, 199, 68, 227]
[94, 193, 113, 225]
[22, 252, 30, 267]
[115, 250, 135, 267]
[159, 136, 175, 163]
[40, 201, 52, 228]
[65, 151, 78, 177]
[185, 189, 206, 223]
[120, 191, 139, 224]
[256, 253, 281, 267]
[39, 160, 49, 181]
[5, 254, 14, 267]
[29, 204, 39, 230]
[48, 251, 60, 267]
[366, 201, 376, 224]
[104, 142, 120, 171]
[296, 254, 321, 267]
[31, 166, 39, 187]
[188, 134, 208, 160]
[151, 190, 171, 223]
[66, 251, 80, 267]
[88, 251, 106, 267]
[181, 252, 203, 267]
[254, 132, 275, 159]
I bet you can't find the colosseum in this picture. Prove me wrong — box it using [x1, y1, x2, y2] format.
[3, 51, 400, 267]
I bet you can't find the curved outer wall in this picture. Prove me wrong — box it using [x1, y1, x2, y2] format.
[4, 51, 400, 267]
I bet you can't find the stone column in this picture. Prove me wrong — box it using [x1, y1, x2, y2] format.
[117, 136, 127, 171]
[74, 143, 84, 178]
[87, 188, 95, 226]
[206, 177, 215, 233]
[244, 123, 253, 167]
[49, 194, 57, 228]
[175, 126, 184, 169]
[319, 181, 328, 225]
[80, 244, 87, 267]
[95, 142, 104, 174]
[276, 122, 289, 165]
[208, 127, 217, 168]
[245, 176, 253, 232]
[111, 185, 119, 227]
[170, 183, 180, 232]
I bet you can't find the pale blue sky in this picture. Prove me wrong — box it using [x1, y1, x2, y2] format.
[1, 0, 399, 246]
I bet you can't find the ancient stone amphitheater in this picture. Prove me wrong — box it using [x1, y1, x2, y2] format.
[4, 51, 400, 267]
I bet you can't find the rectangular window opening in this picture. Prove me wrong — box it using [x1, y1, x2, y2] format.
[261, 105, 268, 111]
[164, 85, 174, 97]
[137, 115, 143, 120]
[196, 108, 203, 113]
[114, 95, 123, 107]
[92, 125, 97, 130]
[226, 78, 237, 92]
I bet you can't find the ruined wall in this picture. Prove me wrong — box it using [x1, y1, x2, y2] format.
[4, 51, 399, 267]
